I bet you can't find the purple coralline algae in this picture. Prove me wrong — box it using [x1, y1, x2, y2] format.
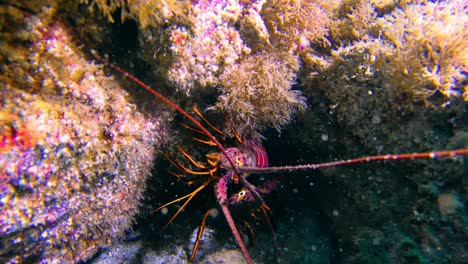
[0, 4, 167, 263]
[167, 0, 252, 91]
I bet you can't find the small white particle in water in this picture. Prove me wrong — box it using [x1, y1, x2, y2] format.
[311, 245, 317, 251]
[209, 208, 219, 218]
[321, 133, 329, 141]
[309, 182, 314, 187]
[161, 207, 168, 215]
[332, 209, 339, 216]
[293, 188, 298, 193]
[368, 90, 373, 95]
[372, 238, 380, 245]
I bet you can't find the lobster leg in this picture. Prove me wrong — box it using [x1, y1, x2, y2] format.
[226, 117, 244, 144]
[167, 171, 208, 185]
[165, 153, 216, 176]
[259, 204, 280, 262]
[177, 146, 210, 169]
[190, 209, 212, 263]
[151, 179, 214, 230]
[192, 106, 225, 136]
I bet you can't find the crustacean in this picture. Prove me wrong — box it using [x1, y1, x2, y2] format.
[152, 110, 278, 263]
[92, 52, 468, 264]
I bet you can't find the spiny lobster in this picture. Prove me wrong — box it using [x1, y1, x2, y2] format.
[92, 51, 468, 264]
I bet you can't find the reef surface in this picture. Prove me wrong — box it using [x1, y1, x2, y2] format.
[1, 0, 467, 263]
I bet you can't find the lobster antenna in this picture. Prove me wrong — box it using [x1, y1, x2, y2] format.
[237, 148, 468, 174]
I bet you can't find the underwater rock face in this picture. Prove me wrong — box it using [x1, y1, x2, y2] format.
[1, 1, 466, 263]
[200, 249, 248, 264]
[90, 225, 246, 264]
[91, 240, 188, 264]
[0, 4, 167, 263]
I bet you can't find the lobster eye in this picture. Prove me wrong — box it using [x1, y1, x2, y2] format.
[235, 190, 247, 203]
